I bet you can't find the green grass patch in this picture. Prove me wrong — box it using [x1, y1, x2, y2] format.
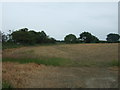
[108, 60, 119, 66]
[2, 81, 13, 89]
[2, 57, 72, 66]
[3, 57, 119, 67]
[70, 60, 120, 67]
[3, 54, 119, 67]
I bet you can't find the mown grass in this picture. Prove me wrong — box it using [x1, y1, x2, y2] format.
[2, 57, 72, 66]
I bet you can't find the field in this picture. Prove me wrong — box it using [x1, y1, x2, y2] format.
[2, 43, 119, 88]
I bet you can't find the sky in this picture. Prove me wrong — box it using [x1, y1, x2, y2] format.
[0, 3, 2, 32]
[0, 2, 118, 40]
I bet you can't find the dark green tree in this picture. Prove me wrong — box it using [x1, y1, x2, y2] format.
[11, 28, 56, 44]
[91, 35, 99, 43]
[106, 33, 120, 43]
[0, 31, 1, 42]
[37, 31, 47, 43]
[28, 30, 39, 44]
[47, 37, 56, 43]
[79, 32, 99, 43]
[19, 28, 28, 32]
[11, 28, 32, 44]
[64, 34, 77, 43]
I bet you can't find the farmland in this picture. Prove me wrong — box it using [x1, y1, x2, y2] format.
[2, 43, 119, 88]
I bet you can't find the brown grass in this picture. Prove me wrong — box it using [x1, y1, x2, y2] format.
[3, 43, 119, 66]
[2, 62, 118, 88]
[2, 43, 119, 88]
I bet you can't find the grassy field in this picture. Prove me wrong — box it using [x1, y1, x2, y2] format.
[2, 43, 119, 67]
[2, 43, 119, 88]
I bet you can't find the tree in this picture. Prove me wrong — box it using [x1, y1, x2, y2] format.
[64, 34, 77, 43]
[91, 35, 99, 43]
[11, 28, 32, 44]
[28, 30, 39, 44]
[50, 38, 56, 43]
[79, 32, 99, 43]
[106, 33, 120, 43]
[7, 30, 13, 43]
[2, 32, 7, 43]
[19, 28, 28, 32]
[45, 37, 56, 43]
[0, 31, 1, 42]
[11, 28, 56, 44]
[1, 30, 14, 43]
[37, 31, 48, 43]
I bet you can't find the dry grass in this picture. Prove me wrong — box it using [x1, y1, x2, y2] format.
[2, 62, 118, 88]
[2, 43, 119, 88]
[3, 43, 119, 67]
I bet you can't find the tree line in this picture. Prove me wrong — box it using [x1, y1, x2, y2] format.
[1, 28, 120, 45]
[1, 28, 56, 45]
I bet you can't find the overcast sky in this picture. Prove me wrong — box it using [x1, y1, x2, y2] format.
[1, 2, 118, 40]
